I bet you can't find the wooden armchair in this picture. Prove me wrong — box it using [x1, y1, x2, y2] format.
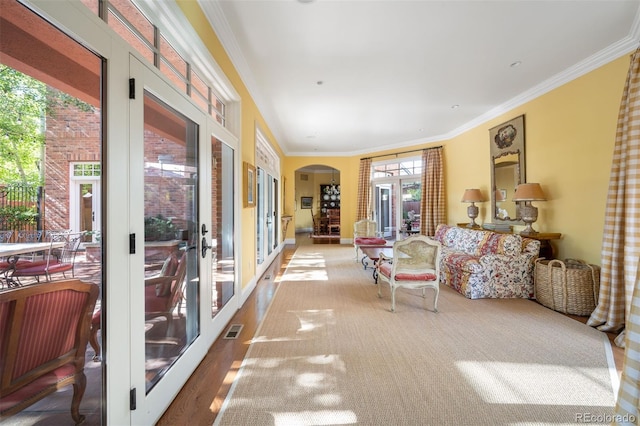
[0, 279, 99, 424]
[88, 251, 187, 361]
[144, 250, 187, 325]
[376, 235, 441, 313]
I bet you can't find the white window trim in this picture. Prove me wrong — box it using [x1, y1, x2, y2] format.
[133, 0, 241, 139]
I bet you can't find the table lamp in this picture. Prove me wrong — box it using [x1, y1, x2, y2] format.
[513, 183, 546, 235]
[461, 189, 484, 228]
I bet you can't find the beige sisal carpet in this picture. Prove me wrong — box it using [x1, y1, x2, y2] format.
[215, 245, 618, 426]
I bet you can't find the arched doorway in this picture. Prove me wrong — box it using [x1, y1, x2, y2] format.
[294, 165, 340, 243]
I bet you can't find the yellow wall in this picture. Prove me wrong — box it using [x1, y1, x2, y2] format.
[283, 54, 629, 264]
[442, 54, 628, 263]
[178, 1, 284, 288]
[181, 0, 630, 274]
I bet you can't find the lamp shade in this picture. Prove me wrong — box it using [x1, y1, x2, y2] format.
[513, 183, 546, 201]
[461, 189, 484, 203]
[494, 189, 506, 202]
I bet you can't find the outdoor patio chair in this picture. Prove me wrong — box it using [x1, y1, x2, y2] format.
[15, 230, 44, 261]
[16, 229, 43, 243]
[0, 231, 15, 286]
[0, 230, 13, 244]
[12, 232, 84, 284]
[376, 234, 441, 313]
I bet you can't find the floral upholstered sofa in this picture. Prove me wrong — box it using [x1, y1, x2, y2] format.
[433, 224, 540, 299]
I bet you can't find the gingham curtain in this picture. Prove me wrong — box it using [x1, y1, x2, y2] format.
[356, 158, 372, 221]
[588, 48, 640, 333]
[419, 147, 445, 236]
[585, 48, 640, 423]
[615, 262, 640, 423]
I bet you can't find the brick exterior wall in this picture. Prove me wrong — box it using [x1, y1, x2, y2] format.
[44, 101, 101, 232]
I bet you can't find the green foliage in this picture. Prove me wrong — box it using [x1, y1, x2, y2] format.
[406, 187, 421, 201]
[0, 64, 94, 186]
[0, 65, 46, 186]
[144, 215, 177, 241]
[0, 205, 38, 229]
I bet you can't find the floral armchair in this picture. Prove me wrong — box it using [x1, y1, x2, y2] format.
[376, 235, 441, 313]
[433, 224, 540, 299]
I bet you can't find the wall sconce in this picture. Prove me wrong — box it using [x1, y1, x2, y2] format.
[461, 189, 484, 228]
[513, 183, 546, 235]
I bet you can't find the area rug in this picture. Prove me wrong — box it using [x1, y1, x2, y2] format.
[215, 245, 619, 426]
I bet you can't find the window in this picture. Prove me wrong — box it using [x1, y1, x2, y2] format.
[372, 158, 422, 178]
[371, 157, 422, 240]
[73, 162, 102, 178]
[102, 0, 229, 127]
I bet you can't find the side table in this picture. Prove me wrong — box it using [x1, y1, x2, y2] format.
[521, 232, 562, 259]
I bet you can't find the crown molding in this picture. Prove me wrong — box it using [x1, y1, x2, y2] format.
[197, 1, 640, 158]
[197, 0, 286, 148]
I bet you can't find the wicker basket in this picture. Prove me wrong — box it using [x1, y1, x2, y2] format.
[534, 258, 600, 316]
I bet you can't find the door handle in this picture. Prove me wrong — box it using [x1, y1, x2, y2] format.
[201, 236, 212, 258]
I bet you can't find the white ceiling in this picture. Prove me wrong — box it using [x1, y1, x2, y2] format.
[198, 0, 640, 156]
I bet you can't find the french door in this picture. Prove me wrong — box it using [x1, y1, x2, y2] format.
[257, 168, 278, 266]
[69, 173, 100, 240]
[373, 178, 421, 241]
[375, 183, 395, 239]
[129, 56, 211, 423]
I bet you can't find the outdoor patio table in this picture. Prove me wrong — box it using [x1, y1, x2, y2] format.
[0, 242, 65, 287]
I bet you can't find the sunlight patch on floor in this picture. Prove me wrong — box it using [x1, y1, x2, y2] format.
[270, 410, 357, 425]
[282, 269, 329, 281]
[456, 361, 615, 406]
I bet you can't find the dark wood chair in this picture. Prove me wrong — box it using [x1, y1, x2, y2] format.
[0, 279, 99, 424]
[326, 209, 340, 235]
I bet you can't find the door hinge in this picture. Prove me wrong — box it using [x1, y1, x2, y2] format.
[130, 388, 136, 410]
[129, 233, 136, 254]
[129, 78, 135, 99]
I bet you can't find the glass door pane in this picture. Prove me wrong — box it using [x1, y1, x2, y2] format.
[256, 168, 265, 265]
[0, 3, 104, 423]
[401, 179, 421, 237]
[211, 137, 234, 317]
[267, 173, 274, 256]
[143, 91, 199, 392]
[374, 183, 395, 240]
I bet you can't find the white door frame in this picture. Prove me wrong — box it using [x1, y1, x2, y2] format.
[69, 163, 101, 236]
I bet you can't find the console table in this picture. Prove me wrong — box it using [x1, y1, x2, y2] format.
[521, 232, 562, 259]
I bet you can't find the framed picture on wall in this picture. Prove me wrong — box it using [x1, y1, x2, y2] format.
[301, 196, 313, 209]
[243, 162, 256, 208]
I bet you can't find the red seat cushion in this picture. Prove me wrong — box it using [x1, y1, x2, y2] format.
[378, 262, 436, 281]
[12, 260, 72, 277]
[355, 237, 386, 246]
[0, 364, 76, 414]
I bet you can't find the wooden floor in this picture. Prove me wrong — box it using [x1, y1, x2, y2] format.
[157, 234, 625, 425]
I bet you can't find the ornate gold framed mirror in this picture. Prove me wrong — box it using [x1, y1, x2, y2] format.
[489, 115, 526, 225]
